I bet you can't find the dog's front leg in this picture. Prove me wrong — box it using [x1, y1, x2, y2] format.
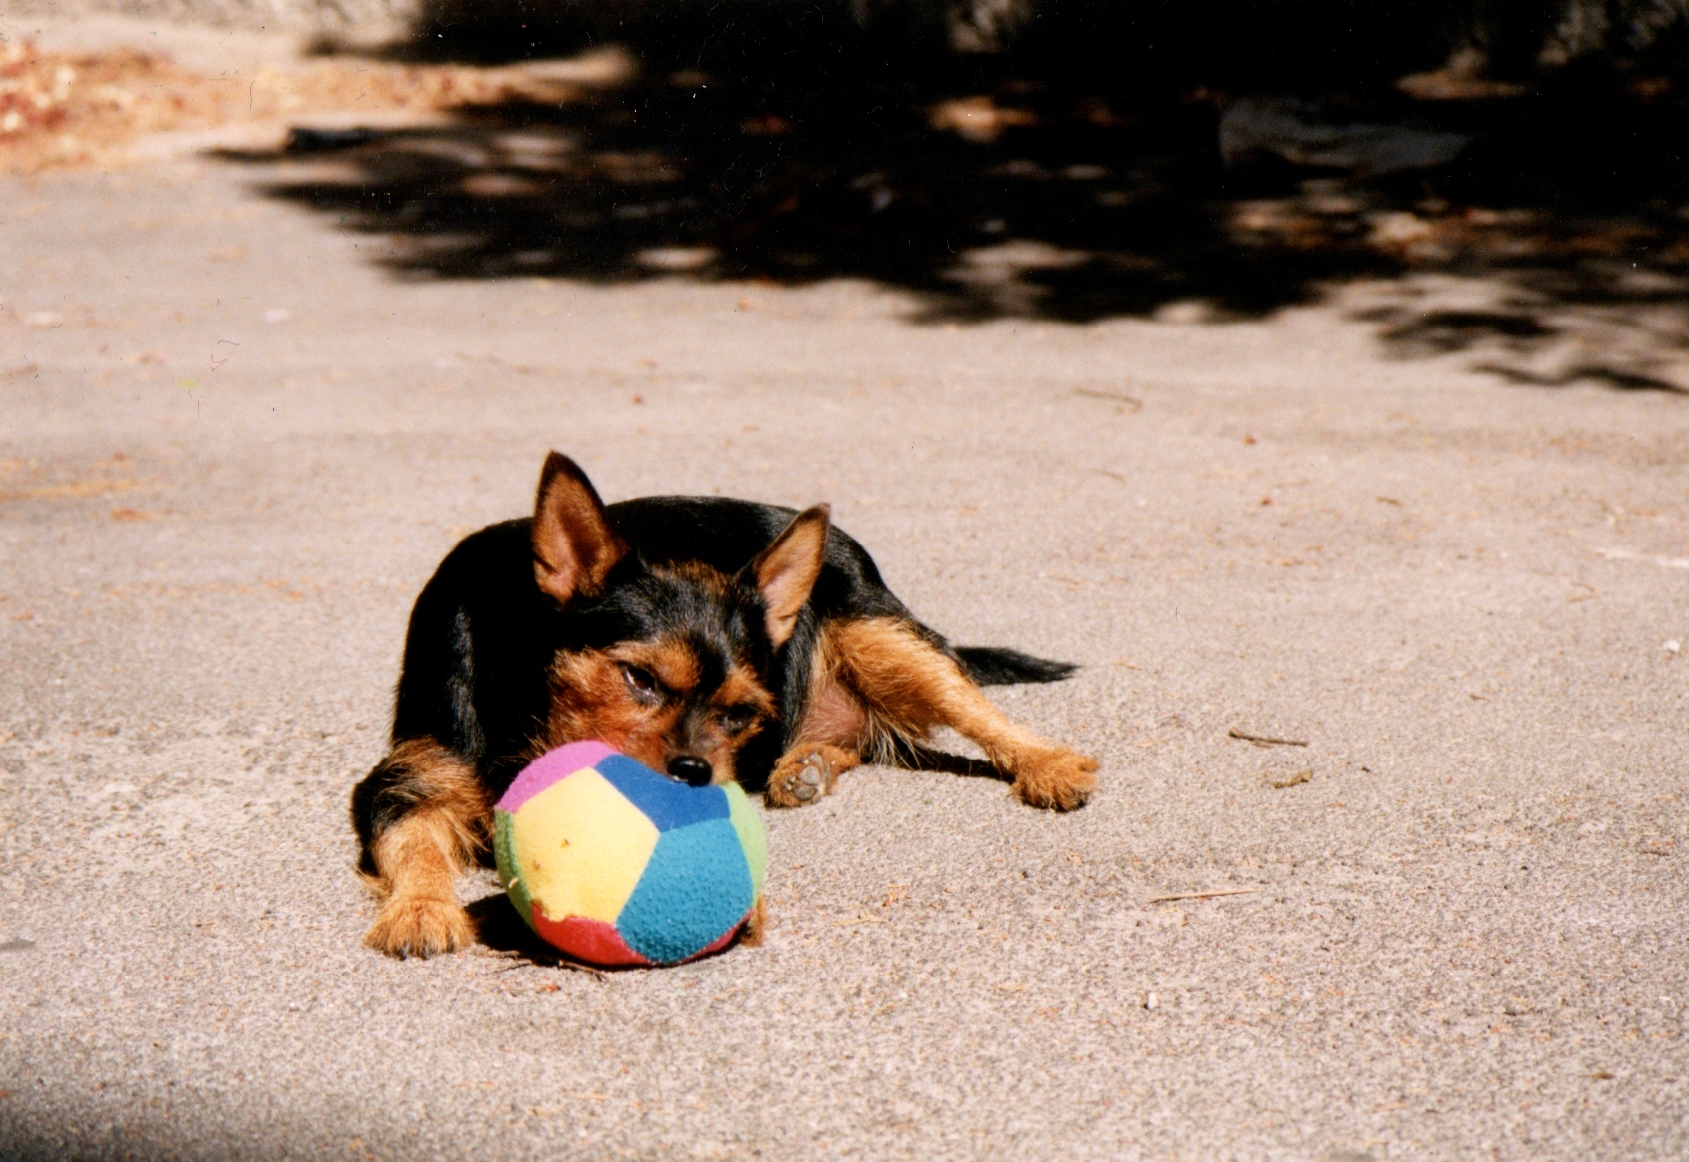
[352, 740, 488, 957]
[765, 743, 862, 807]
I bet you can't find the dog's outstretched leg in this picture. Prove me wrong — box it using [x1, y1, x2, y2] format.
[826, 617, 1097, 809]
[351, 740, 488, 957]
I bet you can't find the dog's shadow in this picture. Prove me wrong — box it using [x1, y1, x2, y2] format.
[467, 891, 620, 975]
[468, 891, 762, 974]
[894, 744, 1007, 783]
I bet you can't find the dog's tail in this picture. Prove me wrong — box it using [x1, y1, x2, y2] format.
[955, 646, 1078, 686]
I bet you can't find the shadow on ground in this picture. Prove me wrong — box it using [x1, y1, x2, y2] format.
[467, 891, 759, 974]
[223, 0, 1689, 390]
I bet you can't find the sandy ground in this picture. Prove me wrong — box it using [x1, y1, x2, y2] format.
[2, 15, 1688, 1162]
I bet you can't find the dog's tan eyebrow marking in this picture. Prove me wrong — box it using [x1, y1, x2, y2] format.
[712, 664, 776, 717]
[543, 648, 687, 766]
[609, 640, 701, 693]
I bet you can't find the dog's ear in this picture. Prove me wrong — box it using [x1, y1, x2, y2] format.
[746, 505, 830, 648]
[532, 452, 625, 605]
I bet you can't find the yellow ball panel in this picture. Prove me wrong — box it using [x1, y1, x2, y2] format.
[511, 769, 660, 924]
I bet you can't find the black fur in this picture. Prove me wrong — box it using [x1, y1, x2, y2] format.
[350, 756, 433, 874]
[954, 647, 1079, 686]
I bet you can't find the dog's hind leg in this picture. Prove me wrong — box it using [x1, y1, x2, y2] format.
[350, 739, 489, 957]
[822, 617, 1097, 810]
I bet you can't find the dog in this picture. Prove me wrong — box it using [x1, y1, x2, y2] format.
[351, 452, 1098, 957]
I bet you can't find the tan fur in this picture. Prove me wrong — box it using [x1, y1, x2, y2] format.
[750, 505, 831, 648]
[739, 897, 767, 946]
[666, 559, 734, 597]
[712, 664, 778, 719]
[765, 743, 861, 807]
[775, 617, 1097, 810]
[361, 740, 490, 957]
[631, 639, 703, 693]
[802, 664, 871, 747]
[543, 635, 777, 788]
[532, 453, 626, 604]
[544, 648, 686, 770]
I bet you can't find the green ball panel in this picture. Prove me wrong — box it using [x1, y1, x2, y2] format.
[725, 783, 768, 898]
[493, 809, 536, 933]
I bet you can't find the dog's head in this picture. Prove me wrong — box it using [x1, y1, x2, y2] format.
[529, 452, 827, 787]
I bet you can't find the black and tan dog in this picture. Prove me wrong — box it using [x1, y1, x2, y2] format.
[351, 453, 1097, 957]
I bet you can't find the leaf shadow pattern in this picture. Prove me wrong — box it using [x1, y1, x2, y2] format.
[1475, 360, 1687, 393]
[1378, 309, 1561, 357]
[222, 0, 1689, 390]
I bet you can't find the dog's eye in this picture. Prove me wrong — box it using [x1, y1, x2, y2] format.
[719, 706, 759, 734]
[620, 664, 660, 702]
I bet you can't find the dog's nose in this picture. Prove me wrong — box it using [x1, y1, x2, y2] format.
[667, 755, 713, 786]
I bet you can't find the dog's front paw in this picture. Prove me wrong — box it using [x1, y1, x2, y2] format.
[1012, 748, 1098, 811]
[765, 745, 857, 808]
[364, 893, 473, 958]
[738, 898, 767, 946]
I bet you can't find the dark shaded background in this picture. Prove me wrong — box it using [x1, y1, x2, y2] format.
[242, 0, 1689, 388]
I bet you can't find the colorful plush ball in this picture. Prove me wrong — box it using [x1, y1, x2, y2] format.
[493, 741, 768, 967]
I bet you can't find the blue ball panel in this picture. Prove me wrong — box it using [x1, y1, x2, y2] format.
[616, 818, 753, 964]
[595, 755, 731, 832]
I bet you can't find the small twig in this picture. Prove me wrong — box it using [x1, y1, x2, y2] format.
[496, 962, 608, 980]
[1228, 728, 1308, 747]
[832, 913, 889, 927]
[1073, 388, 1143, 412]
[1147, 888, 1258, 904]
[482, 949, 609, 979]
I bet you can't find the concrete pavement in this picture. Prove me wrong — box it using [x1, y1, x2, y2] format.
[2, 28, 1687, 1162]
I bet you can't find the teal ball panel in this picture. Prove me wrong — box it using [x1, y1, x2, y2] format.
[617, 818, 755, 964]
